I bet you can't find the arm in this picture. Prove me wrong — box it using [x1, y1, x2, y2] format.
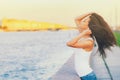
[66, 29, 92, 49]
[75, 13, 92, 27]
[68, 39, 94, 49]
[66, 33, 84, 47]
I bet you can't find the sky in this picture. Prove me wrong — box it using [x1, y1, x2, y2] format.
[0, 0, 120, 27]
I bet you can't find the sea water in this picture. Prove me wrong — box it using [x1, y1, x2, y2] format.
[0, 30, 77, 80]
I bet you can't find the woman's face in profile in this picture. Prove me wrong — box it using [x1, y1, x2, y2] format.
[78, 16, 91, 32]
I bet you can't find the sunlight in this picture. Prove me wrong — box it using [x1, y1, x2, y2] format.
[1, 18, 74, 31]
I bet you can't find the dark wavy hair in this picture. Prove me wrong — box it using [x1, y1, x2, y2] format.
[88, 13, 117, 57]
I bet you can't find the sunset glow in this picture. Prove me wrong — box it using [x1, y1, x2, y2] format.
[0, 0, 120, 30]
[1, 18, 73, 31]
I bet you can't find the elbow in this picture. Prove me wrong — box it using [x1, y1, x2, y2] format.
[66, 42, 73, 47]
[75, 17, 80, 22]
[66, 42, 71, 46]
[74, 18, 78, 22]
[66, 42, 75, 47]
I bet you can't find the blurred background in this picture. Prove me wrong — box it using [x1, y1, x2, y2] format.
[0, 0, 120, 80]
[0, 0, 120, 31]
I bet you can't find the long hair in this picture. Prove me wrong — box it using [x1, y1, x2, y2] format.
[88, 13, 117, 57]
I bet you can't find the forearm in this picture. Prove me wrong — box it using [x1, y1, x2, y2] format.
[75, 13, 91, 26]
[75, 13, 91, 21]
[67, 33, 83, 46]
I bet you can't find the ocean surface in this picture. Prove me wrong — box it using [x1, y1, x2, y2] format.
[0, 30, 78, 80]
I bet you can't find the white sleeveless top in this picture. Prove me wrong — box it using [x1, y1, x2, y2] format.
[74, 38, 93, 77]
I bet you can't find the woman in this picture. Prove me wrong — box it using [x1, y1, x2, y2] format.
[67, 13, 97, 80]
[88, 13, 116, 57]
[89, 13, 118, 80]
